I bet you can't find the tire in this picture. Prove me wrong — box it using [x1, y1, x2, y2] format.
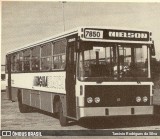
[58, 101, 68, 126]
[18, 92, 32, 113]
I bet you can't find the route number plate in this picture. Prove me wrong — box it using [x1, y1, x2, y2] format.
[84, 29, 103, 39]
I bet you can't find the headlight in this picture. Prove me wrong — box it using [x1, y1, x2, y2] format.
[95, 97, 100, 103]
[143, 96, 148, 102]
[136, 96, 141, 102]
[87, 97, 93, 103]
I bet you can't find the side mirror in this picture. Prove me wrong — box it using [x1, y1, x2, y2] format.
[150, 43, 155, 56]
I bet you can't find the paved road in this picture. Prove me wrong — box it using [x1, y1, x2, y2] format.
[1, 91, 160, 131]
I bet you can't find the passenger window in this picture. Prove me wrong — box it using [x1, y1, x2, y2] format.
[31, 46, 40, 71]
[53, 39, 66, 70]
[23, 49, 31, 71]
[41, 43, 52, 71]
[17, 52, 23, 71]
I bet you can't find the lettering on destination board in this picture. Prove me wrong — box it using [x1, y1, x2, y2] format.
[33, 76, 47, 87]
[109, 31, 148, 39]
[33, 76, 65, 89]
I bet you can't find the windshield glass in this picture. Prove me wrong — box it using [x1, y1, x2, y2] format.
[78, 43, 149, 80]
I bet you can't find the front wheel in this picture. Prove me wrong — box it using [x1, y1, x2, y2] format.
[58, 101, 68, 126]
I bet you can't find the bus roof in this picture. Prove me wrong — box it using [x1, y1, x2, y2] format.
[6, 27, 79, 55]
[6, 26, 152, 55]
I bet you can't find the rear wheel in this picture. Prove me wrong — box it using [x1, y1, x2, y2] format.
[18, 92, 32, 113]
[58, 101, 68, 126]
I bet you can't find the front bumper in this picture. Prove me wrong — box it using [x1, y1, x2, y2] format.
[77, 106, 153, 119]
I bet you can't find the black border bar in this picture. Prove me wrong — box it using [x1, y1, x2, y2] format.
[1, 130, 160, 136]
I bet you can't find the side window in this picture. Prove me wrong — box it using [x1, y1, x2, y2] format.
[53, 39, 66, 70]
[31, 46, 40, 71]
[17, 51, 23, 71]
[11, 53, 19, 72]
[53, 55, 62, 69]
[23, 49, 31, 71]
[8, 52, 23, 72]
[15, 53, 19, 72]
[41, 43, 52, 71]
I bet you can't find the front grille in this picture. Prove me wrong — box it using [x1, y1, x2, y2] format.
[85, 85, 150, 107]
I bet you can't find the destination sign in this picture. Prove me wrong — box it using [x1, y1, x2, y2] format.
[108, 31, 148, 39]
[84, 28, 150, 41]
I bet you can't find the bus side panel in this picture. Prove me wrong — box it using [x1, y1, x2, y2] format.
[153, 89, 160, 105]
[11, 87, 18, 101]
[22, 89, 31, 106]
[31, 90, 40, 109]
[40, 91, 53, 113]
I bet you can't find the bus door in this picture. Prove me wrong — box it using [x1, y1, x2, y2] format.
[66, 41, 76, 118]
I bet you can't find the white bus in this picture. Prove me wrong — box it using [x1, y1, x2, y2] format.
[6, 27, 155, 126]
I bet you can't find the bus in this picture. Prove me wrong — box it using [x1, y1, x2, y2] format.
[6, 27, 155, 126]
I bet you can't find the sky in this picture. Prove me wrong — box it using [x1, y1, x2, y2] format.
[1, 2, 160, 65]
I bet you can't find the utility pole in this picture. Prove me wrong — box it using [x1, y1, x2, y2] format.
[62, 1, 66, 31]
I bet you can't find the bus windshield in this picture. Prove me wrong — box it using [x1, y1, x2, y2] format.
[78, 43, 149, 81]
